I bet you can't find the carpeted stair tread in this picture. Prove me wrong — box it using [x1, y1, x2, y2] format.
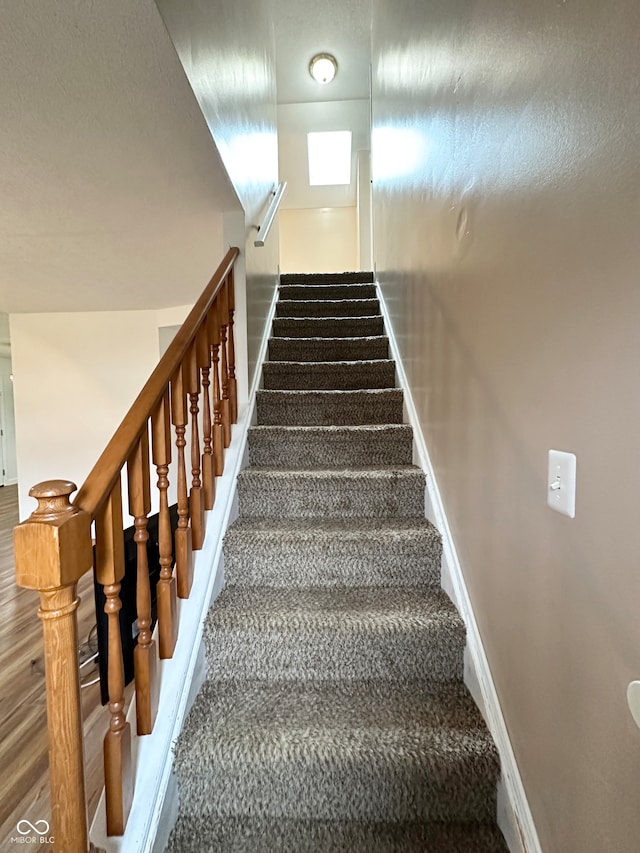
[256, 388, 404, 425]
[237, 466, 425, 519]
[262, 359, 396, 391]
[276, 298, 381, 318]
[206, 585, 461, 637]
[280, 271, 374, 284]
[248, 424, 413, 468]
[223, 516, 441, 588]
[279, 283, 377, 300]
[166, 816, 509, 853]
[181, 679, 489, 745]
[268, 335, 389, 362]
[173, 679, 497, 823]
[273, 315, 384, 338]
[204, 587, 464, 683]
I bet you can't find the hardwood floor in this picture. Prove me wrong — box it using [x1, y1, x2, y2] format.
[0, 485, 129, 846]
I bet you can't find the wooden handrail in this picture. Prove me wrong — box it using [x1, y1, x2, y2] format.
[75, 246, 240, 518]
[13, 246, 241, 851]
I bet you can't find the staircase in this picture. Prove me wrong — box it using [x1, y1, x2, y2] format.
[166, 272, 508, 852]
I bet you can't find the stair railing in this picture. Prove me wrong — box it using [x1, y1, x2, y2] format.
[13, 246, 240, 853]
[254, 181, 287, 247]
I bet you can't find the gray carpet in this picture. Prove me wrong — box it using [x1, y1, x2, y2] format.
[167, 271, 508, 852]
[247, 424, 413, 467]
[280, 271, 374, 284]
[262, 359, 396, 390]
[268, 335, 390, 362]
[223, 518, 442, 588]
[166, 817, 508, 852]
[256, 388, 405, 425]
[272, 315, 385, 337]
[279, 283, 377, 301]
[276, 298, 381, 318]
[237, 467, 426, 519]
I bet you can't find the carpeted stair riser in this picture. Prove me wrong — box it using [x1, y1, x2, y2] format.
[237, 467, 425, 519]
[256, 389, 404, 426]
[223, 518, 442, 588]
[279, 283, 377, 301]
[172, 680, 498, 824]
[276, 298, 381, 318]
[166, 816, 508, 853]
[262, 360, 396, 391]
[248, 425, 413, 468]
[272, 316, 384, 338]
[280, 271, 374, 284]
[204, 587, 464, 683]
[268, 335, 389, 362]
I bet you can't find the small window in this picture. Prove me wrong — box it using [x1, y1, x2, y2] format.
[307, 131, 352, 186]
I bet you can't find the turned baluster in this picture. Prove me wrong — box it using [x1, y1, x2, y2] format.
[197, 323, 215, 511]
[170, 366, 194, 598]
[151, 392, 178, 659]
[13, 480, 94, 853]
[208, 302, 225, 477]
[127, 428, 158, 736]
[219, 283, 232, 448]
[95, 484, 133, 837]
[185, 341, 205, 551]
[226, 269, 238, 424]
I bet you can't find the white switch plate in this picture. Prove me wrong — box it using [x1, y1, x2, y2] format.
[547, 449, 576, 518]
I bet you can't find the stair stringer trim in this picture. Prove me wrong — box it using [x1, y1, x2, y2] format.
[88, 278, 280, 853]
[376, 282, 541, 853]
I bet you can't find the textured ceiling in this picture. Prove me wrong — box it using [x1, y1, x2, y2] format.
[273, 0, 372, 104]
[0, 0, 239, 314]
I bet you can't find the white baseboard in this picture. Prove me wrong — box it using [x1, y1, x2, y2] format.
[376, 283, 541, 853]
[89, 278, 280, 853]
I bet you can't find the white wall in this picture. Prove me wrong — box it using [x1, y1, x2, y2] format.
[279, 208, 358, 273]
[0, 0, 239, 315]
[0, 356, 17, 485]
[155, 0, 281, 391]
[11, 308, 188, 520]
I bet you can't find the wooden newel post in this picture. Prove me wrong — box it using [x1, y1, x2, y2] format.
[13, 480, 93, 853]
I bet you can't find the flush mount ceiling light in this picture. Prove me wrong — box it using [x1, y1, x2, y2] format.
[309, 53, 338, 85]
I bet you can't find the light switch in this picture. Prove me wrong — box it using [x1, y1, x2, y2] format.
[547, 450, 576, 518]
